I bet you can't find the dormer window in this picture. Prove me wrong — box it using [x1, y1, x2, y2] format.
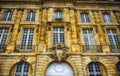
[103, 13, 112, 23]
[54, 10, 63, 20]
[26, 11, 36, 22]
[80, 13, 90, 23]
[2, 11, 13, 21]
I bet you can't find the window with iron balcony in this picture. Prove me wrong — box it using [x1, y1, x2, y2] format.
[106, 29, 120, 52]
[0, 28, 9, 52]
[17, 28, 35, 52]
[82, 29, 101, 52]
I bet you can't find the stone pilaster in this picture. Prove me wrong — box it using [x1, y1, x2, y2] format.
[0, 9, 4, 20]
[110, 11, 117, 23]
[35, 55, 51, 76]
[64, 8, 69, 22]
[89, 11, 95, 24]
[114, 11, 120, 23]
[21, 9, 26, 24]
[6, 9, 22, 52]
[94, 11, 110, 53]
[69, 9, 77, 43]
[48, 8, 53, 22]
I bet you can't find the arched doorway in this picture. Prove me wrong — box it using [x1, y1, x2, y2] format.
[46, 62, 74, 76]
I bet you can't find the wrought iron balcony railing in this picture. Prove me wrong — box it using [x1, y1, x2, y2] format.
[109, 45, 120, 53]
[15, 44, 37, 52]
[0, 44, 6, 52]
[82, 45, 102, 53]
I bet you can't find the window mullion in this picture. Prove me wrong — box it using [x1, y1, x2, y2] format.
[84, 14, 86, 22]
[58, 28, 60, 43]
[26, 29, 30, 46]
[58, 12, 59, 18]
[93, 63, 96, 76]
[0, 30, 4, 44]
[30, 12, 32, 22]
[87, 31, 91, 45]
[6, 12, 10, 21]
[21, 63, 24, 76]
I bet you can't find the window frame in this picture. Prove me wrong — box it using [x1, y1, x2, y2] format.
[14, 62, 30, 76]
[20, 28, 35, 52]
[2, 11, 13, 21]
[88, 62, 102, 76]
[106, 29, 120, 52]
[0, 28, 9, 51]
[26, 11, 36, 22]
[80, 13, 90, 23]
[103, 13, 112, 23]
[52, 27, 65, 44]
[54, 10, 63, 20]
[116, 62, 120, 75]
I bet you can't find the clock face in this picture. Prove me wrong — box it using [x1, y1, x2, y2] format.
[55, 64, 64, 72]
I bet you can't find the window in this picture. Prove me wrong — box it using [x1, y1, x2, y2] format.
[14, 62, 29, 76]
[20, 28, 34, 51]
[106, 29, 120, 52]
[117, 62, 120, 75]
[81, 13, 90, 23]
[54, 11, 63, 20]
[0, 28, 9, 51]
[26, 11, 36, 22]
[83, 29, 96, 51]
[88, 62, 102, 76]
[2, 11, 13, 21]
[103, 13, 112, 23]
[53, 27, 64, 44]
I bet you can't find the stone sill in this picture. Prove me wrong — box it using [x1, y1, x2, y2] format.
[78, 23, 96, 26]
[1, 52, 120, 56]
[20, 22, 39, 25]
[102, 23, 119, 26]
[0, 21, 14, 25]
[0, 52, 36, 56]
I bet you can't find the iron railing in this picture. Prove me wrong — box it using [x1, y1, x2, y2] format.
[109, 45, 120, 53]
[82, 45, 102, 53]
[0, 44, 6, 52]
[15, 44, 37, 52]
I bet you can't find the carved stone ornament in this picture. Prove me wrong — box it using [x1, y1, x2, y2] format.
[19, 55, 28, 61]
[90, 56, 99, 62]
[117, 56, 120, 61]
[50, 43, 69, 62]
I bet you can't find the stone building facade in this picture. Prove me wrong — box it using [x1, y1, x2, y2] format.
[0, 0, 120, 76]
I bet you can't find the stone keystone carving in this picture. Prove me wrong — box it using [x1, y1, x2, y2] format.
[90, 56, 99, 62]
[50, 43, 69, 62]
[19, 55, 28, 61]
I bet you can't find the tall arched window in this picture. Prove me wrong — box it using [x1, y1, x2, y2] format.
[116, 62, 120, 75]
[88, 62, 102, 76]
[26, 11, 36, 22]
[14, 62, 30, 76]
[88, 62, 107, 76]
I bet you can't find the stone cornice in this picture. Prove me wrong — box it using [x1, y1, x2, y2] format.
[74, 1, 120, 4]
[0, 0, 120, 4]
